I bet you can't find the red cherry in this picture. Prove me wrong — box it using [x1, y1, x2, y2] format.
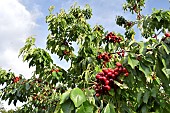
[108, 68, 112, 72]
[51, 69, 55, 73]
[97, 55, 102, 59]
[116, 62, 122, 67]
[102, 69, 109, 74]
[118, 67, 123, 72]
[123, 68, 127, 73]
[114, 67, 119, 72]
[99, 76, 104, 81]
[98, 72, 104, 76]
[96, 74, 101, 79]
[55, 69, 59, 72]
[103, 77, 107, 81]
[117, 52, 120, 55]
[63, 50, 67, 55]
[124, 73, 129, 77]
[109, 69, 115, 74]
[105, 80, 109, 85]
[96, 93, 100, 97]
[114, 72, 119, 76]
[122, 53, 125, 57]
[95, 88, 100, 92]
[127, 22, 132, 27]
[105, 85, 111, 91]
[165, 32, 170, 37]
[107, 72, 113, 77]
[111, 74, 116, 79]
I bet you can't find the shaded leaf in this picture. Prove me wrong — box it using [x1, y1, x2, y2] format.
[70, 88, 86, 107]
[139, 62, 151, 77]
[60, 89, 71, 104]
[128, 56, 139, 69]
[76, 101, 94, 113]
[143, 91, 150, 104]
[137, 92, 143, 103]
[61, 99, 74, 113]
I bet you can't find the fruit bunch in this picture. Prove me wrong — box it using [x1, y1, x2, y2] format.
[105, 32, 122, 43]
[117, 49, 125, 57]
[13, 76, 20, 83]
[63, 50, 70, 55]
[51, 68, 59, 73]
[94, 62, 129, 97]
[97, 52, 112, 62]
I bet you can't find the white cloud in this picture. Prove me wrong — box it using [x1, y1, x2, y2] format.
[0, 0, 39, 76]
[0, 0, 41, 110]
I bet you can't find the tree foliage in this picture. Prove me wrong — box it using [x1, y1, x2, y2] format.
[0, 0, 170, 113]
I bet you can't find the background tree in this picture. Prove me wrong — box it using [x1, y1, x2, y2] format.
[0, 0, 170, 113]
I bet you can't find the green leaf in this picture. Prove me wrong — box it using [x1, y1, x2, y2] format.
[109, 103, 116, 113]
[108, 89, 115, 96]
[103, 103, 116, 113]
[137, 92, 143, 103]
[156, 56, 170, 87]
[57, 72, 63, 76]
[48, 6, 55, 13]
[70, 88, 86, 107]
[60, 89, 71, 104]
[151, 87, 158, 97]
[156, 16, 161, 22]
[138, 42, 147, 54]
[61, 45, 65, 50]
[104, 104, 110, 113]
[162, 42, 170, 54]
[139, 62, 151, 77]
[25, 83, 30, 90]
[76, 101, 94, 113]
[76, 105, 85, 113]
[61, 99, 74, 113]
[143, 90, 150, 104]
[52, 71, 58, 79]
[114, 81, 128, 89]
[162, 68, 170, 79]
[141, 105, 147, 113]
[128, 56, 139, 69]
[16, 90, 21, 97]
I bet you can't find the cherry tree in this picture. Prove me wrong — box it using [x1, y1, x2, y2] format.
[0, 0, 170, 112]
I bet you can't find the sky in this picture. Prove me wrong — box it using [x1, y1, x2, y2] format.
[0, 0, 169, 110]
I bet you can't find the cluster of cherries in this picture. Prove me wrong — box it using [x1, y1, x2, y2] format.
[63, 50, 70, 55]
[117, 49, 125, 57]
[51, 68, 59, 73]
[105, 32, 122, 43]
[97, 52, 112, 62]
[94, 62, 129, 97]
[13, 76, 20, 83]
